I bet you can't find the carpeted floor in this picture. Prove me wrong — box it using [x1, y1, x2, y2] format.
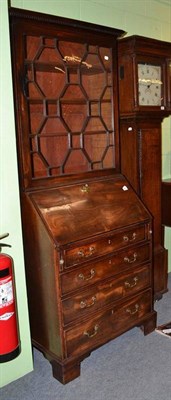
[1, 274, 171, 400]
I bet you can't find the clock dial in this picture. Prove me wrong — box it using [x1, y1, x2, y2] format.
[138, 64, 162, 106]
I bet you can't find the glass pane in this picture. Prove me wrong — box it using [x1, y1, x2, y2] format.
[63, 150, 90, 173]
[41, 118, 67, 135]
[103, 147, 115, 168]
[101, 88, 113, 131]
[84, 133, 107, 162]
[85, 117, 106, 132]
[61, 104, 87, 132]
[82, 54, 105, 100]
[31, 153, 48, 178]
[35, 70, 65, 98]
[26, 36, 41, 59]
[29, 103, 44, 134]
[99, 48, 112, 71]
[39, 135, 68, 167]
[58, 41, 86, 61]
[38, 48, 60, 63]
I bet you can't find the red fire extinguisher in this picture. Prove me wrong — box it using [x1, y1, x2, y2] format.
[0, 233, 21, 362]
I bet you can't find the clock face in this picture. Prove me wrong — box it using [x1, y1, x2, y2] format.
[138, 63, 163, 106]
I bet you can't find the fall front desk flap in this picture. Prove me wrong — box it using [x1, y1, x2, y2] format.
[29, 174, 151, 246]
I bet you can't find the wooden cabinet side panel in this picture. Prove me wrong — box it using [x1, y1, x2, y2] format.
[139, 126, 162, 245]
[120, 122, 140, 192]
[21, 193, 63, 359]
[140, 126, 167, 297]
[120, 121, 162, 246]
[120, 119, 168, 297]
[118, 54, 136, 114]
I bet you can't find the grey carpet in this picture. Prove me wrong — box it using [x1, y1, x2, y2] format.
[1, 273, 171, 400]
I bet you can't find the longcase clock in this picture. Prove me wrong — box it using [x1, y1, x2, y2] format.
[118, 35, 171, 299]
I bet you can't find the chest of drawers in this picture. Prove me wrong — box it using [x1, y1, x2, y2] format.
[22, 174, 156, 383]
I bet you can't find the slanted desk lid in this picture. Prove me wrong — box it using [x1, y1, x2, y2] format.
[30, 174, 151, 246]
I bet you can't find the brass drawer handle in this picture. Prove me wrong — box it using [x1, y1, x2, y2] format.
[84, 324, 99, 338]
[81, 184, 89, 193]
[78, 269, 95, 281]
[78, 246, 95, 258]
[126, 303, 139, 315]
[80, 296, 97, 309]
[124, 252, 137, 264]
[123, 232, 136, 242]
[124, 276, 138, 288]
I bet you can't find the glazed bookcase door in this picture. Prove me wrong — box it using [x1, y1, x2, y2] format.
[10, 12, 123, 190]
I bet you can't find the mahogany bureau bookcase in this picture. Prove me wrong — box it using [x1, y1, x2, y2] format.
[9, 8, 156, 383]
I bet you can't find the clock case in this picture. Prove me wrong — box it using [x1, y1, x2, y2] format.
[118, 35, 171, 299]
[118, 35, 171, 116]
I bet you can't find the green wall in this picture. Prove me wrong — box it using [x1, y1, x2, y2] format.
[0, 0, 33, 388]
[1, 0, 171, 387]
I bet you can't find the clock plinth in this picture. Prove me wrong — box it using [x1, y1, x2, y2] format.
[118, 35, 171, 299]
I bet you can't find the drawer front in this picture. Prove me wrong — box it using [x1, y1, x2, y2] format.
[65, 289, 152, 357]
[62, 264, 151, 325]
[61, 243, 151, 295]
[63, 225, 148, 268]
